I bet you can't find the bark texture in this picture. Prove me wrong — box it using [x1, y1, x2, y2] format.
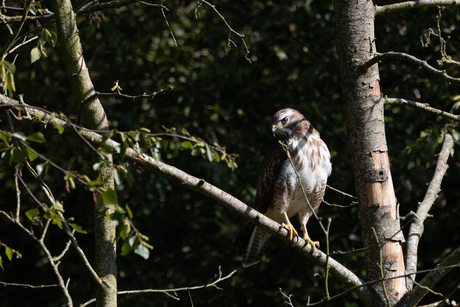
[334, 0, 407, 305]
[49, 1, 116, 306]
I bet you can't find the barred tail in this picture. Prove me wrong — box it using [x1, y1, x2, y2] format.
[242, 226, 271, 268]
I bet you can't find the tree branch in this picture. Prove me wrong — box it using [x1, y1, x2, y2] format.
[397, 245, 460, 307]
[360, 52, 460, 83]
[80, 267, 236, 307]
[405, 134, 453, 289]
[384, 98, 460, 122]
[375, 1, 460, 16]
[0, 95, 371, 304]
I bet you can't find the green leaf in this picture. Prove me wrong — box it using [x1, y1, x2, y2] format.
[69, 223, 87, 234]
[134, 243, 150, 260]
[31, 46, 41, 64]
[0, 132, 10, 145]
[205, 144, 214, 162]
[5, 246, 13, 261]
[119, 223, 130, 240]
[46, 30, 57, 47]
[0, 256, 3, 270]
[138, 127, 151, 133]
[102, 188, 118, 205]
[25, 147, 38, 161]
[125, 204, 133, 219]
[54, 122, 65, 134]
[93, 162, 104, 171]
[12, 148, 27, 164]
[12, 132, 26, 141]
[25, 208, 40, 220]
[121, 241, 133, 256]
[53, 200, 64, 212]
[113, 165, 127, 185]
[36, 162, 49, 179]
[181, 141, 193, 149]
[87, 176, 101, 186]
[27, 132, 46, 143]
[115, 204, 126, 214]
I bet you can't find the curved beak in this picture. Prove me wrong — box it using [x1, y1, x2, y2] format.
[272, 125, 278, 137]
[272, 124, 286, 137]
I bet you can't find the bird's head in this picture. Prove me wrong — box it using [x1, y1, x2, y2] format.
[271, 108, 308, 141]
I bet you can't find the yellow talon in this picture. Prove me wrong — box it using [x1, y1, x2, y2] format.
[304, 236, 320, 250]
[282, 212, 298, 240]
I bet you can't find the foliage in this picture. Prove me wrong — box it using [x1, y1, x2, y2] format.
[0, 0, 460, 306]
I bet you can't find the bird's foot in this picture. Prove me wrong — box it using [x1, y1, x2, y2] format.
[282, 222, 298, 241]
[303, 235, 320, 250]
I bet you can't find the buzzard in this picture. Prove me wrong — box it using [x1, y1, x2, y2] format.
[234, 108, 332, 267]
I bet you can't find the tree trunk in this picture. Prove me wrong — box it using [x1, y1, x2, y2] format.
[334, 1, 407, 305]
[50, 1, 117, 306]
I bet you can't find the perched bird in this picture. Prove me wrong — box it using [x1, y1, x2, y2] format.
[234, 108, 332, 267]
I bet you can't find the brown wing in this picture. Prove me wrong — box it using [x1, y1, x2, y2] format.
[233, 143, 286, 261]
[253, 143, 286, 213]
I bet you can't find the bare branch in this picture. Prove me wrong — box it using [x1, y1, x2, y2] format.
[80, 268, 236, 307]
[405, 134, 454, 289]
[384, 98, 460, 122]
[0, 281, 59, 288]
[360, 52, 460, 83]
[375, 0, 460, 16]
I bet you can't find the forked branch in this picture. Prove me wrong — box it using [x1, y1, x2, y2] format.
[405, 134, 453, 289]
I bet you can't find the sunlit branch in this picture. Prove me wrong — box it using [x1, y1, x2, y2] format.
[95, 85, 172, 101]
[405, 134, 453, 290]
[374, 0, 460, 16]
[360, 52, 460, 83]
[384, 98, 460, 122]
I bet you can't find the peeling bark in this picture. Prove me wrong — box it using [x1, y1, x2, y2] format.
[334, 0, 407, 305]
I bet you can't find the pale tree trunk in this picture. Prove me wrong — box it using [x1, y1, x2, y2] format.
[49, 0, 117, 306]
[334, 0, 407, 305]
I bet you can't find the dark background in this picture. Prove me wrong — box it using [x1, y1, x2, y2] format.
[1, 1, 460, 306]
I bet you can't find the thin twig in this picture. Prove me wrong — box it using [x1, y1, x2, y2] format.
[80, 267, 236, 307]
[374, 0, 460, 16]
[385, 98, 460, 122]
[197, 0, 251, 61]
[0, 281, 59, 288]
[160, 0, 176, 46]
[372, 228, 392, 307]
[1, 0, 33, 62]
[360, 52, 460, 83]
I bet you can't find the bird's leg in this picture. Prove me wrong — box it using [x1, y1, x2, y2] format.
[301, 223, 319, 250]
[282, 212, 298, 240]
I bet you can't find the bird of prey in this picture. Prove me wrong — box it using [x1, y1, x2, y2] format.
[234, 108, 332, 267]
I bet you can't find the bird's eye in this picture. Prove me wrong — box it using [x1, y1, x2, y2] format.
[281, 117, 288, 124]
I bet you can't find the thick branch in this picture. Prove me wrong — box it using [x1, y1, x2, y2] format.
[361, 52, 460, 83]
[375, 1, 460, 16]
[0, 96, 371, 304]
[385, 98, 460, 122]
[405, 134, 453, 289]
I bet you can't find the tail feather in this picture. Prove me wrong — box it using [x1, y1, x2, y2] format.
[242, 226, 271, 267]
